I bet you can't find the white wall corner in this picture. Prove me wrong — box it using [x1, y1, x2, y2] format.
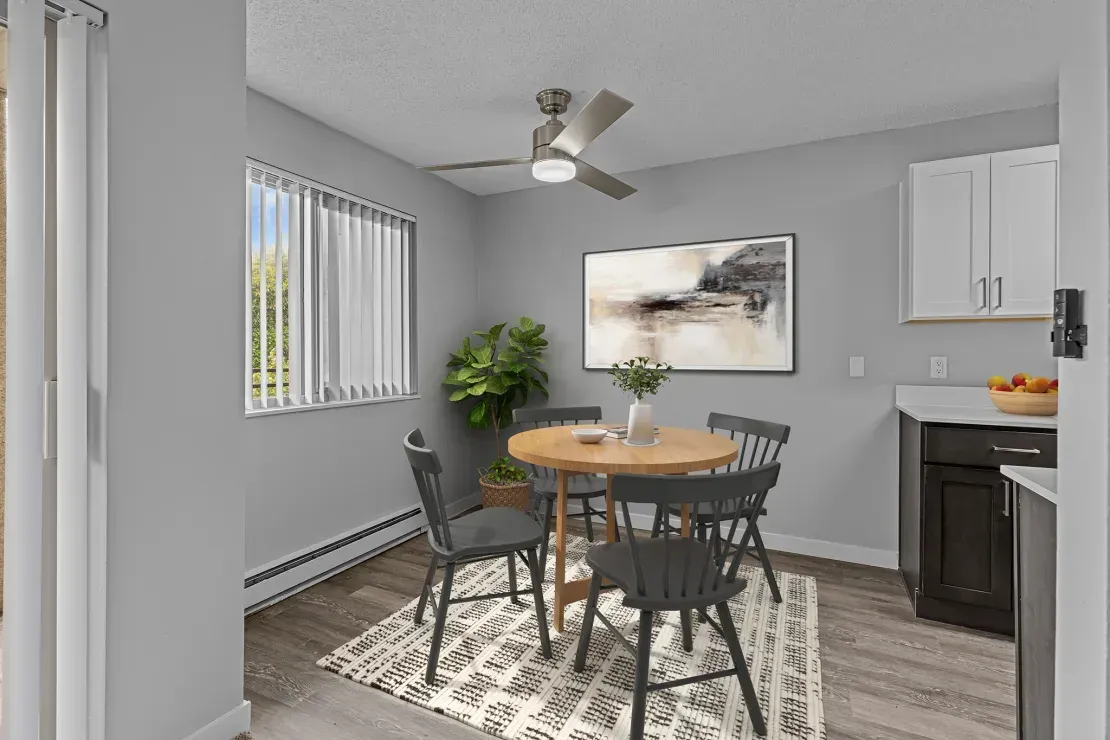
[181, 701, 250, 740]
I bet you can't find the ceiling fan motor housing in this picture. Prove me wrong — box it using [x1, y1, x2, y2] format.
[532, 120, 571, 166]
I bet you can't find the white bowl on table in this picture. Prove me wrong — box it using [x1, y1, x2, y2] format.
[571, 428, 608, 444]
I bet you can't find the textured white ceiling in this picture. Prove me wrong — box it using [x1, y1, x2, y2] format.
[246, 0, 1061, 196]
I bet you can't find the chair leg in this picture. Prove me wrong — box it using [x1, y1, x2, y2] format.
[526, 548, 552, 659]
[414, 555, 438, 625]
[679, 609, 694, 652]
[697, 521, 708, 543]
[425, 562, 455, 685]
[573, 571, 603, 672]
[507, 553, 520, 604]
[716, 601, 766, 737]
[650, 507, 663, 538]
[752, 526, 782, 604]
[538, 496, 555, 576]
[583, 504, 595, 542]
[630, 610, 654, 740]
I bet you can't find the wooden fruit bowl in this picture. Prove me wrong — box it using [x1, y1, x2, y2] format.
[989, 390, 1058, 416]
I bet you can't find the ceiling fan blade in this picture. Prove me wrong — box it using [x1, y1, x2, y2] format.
[419, 157, 532, 172]
[573, 159, 637, 200]
[550, 89, 633, 158]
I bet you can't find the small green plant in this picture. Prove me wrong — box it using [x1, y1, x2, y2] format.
[481, 456, 529, 486]
[609, 356, 673, 401]
[443, 317, 548, 475]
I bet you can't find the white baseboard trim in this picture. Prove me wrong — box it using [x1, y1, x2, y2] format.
[244, 493, 482, 614]
[756, 531, 897, 569]
[566, 504, 897, 570]
[181, 700, 251, 740]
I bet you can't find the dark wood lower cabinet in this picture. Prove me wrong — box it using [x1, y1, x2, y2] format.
[899, 413, 1055, 635]
[922, 465, 1012, 612]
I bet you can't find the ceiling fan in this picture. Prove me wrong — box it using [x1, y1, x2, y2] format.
[419, 88, 637, 200]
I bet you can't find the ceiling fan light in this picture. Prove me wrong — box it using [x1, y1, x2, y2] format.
[532, 157, 576, 183]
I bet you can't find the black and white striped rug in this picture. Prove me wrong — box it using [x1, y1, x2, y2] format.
[318, 533, 825, 740]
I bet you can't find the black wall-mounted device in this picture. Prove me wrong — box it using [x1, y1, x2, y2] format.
[1051, 288, 1087, 358]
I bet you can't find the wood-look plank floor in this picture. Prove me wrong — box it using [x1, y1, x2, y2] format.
[244, 522, 1015, 740]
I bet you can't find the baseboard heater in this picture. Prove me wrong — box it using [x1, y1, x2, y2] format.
[245, 507, 421, 589]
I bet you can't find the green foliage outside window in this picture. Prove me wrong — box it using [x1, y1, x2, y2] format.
[251, 249, 289, 399]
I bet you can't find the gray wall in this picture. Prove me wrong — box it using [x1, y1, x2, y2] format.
[244, 89, 482, 571]
[476, 105, 1059, 562]
[1055, 0, 1109, 734]
[101, 1, 247, 737]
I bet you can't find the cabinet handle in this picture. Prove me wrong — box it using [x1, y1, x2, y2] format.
[993, 276, 1003, 309]
[1003, 483, 1011, 517]
[978, 276, 988, 309]
[992, 445, 1041, 454]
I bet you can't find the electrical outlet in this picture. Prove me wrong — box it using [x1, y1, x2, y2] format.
[849, 356, 865, 378]
[930, 356, 948, 379]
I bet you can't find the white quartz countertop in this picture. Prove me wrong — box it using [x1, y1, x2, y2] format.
[1001, 465, 1058, 505]
[895, 385, 1057, 429]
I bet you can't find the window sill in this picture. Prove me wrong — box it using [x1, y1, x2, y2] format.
[245, 393, 421, 419]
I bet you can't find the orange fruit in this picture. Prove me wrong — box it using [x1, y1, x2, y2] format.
[1026, 377, 1051, 393]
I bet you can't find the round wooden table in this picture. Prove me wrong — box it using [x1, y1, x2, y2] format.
[508, 425, 739, 631]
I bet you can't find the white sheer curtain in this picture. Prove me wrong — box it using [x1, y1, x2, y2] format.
[3, 2, 106, 739]
[4, 3, 48, 737]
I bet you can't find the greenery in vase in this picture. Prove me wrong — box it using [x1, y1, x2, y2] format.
[481, 456, 529, 486]
[609, 356, 673, 401]
[443, 317, 549, 469]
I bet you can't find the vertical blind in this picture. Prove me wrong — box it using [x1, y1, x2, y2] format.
[246, 162, 416, 410]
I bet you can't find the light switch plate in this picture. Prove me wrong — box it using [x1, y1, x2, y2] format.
[930, 356, 948, 379]
[849, 356, 865, 378]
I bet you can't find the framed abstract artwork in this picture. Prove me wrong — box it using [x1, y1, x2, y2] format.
[583, 234, 795, 372]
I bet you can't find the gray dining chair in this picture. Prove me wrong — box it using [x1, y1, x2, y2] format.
[574, 463, 781, 739]
[650, 413, 790, 603]
[512, 405, 612, 573]
[404, 428, 552, 684]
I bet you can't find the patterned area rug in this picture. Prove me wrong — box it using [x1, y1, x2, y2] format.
[318, 533, 825, 740]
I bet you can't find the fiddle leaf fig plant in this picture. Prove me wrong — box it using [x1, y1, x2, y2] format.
[609, 356, 673, 401]
[443, 317, 549, 460]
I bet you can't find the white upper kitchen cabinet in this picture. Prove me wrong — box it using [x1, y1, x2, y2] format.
[902, 145, 1059, 322]
[989, 146, 1059, 317]
[909, 154, 991, 318]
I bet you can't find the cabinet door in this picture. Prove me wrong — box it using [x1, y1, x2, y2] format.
[922, 465, 1013, 610]
[911, 155, 991, 318]
[990, 145, 1058, 317]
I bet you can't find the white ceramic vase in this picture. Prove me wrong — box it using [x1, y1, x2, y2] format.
[627, 399, 655, 445]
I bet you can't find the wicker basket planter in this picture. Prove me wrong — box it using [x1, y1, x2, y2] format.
[479, 477, 532, 511]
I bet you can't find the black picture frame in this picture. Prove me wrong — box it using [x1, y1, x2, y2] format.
[582, 233, 797, 373]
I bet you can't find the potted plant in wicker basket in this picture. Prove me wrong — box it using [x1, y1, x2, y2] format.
[443, 317, 548, 510]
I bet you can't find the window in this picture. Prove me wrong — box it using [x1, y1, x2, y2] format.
[246, 161, 416, 412]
